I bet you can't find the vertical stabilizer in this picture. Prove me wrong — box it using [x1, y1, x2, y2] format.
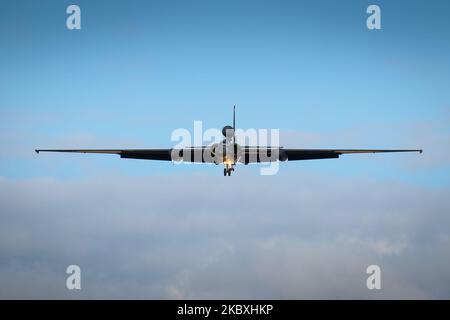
[233, 105, 236, 130]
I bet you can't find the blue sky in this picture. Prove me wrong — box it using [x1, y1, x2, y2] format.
[1, 0, 450, 299]
[1, 0, 449, 184]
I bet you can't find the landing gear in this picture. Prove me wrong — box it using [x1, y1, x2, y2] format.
[223, 157, 236, 177]
[223, 167, 234, 176]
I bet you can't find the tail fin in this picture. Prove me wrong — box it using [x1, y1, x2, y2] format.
[233, 105, 236, 143]
[233, 105, 236, 130]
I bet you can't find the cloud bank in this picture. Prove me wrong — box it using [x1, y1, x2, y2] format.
[1, 172, 449, 299]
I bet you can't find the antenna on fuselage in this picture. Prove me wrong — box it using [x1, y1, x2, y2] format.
[233, 105, 236, 143]
[233, 105, 235, 130]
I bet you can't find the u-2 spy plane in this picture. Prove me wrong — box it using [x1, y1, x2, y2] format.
[36, 106, 422, 176]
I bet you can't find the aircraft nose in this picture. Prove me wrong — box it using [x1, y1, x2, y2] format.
[222, 125, 234, 138]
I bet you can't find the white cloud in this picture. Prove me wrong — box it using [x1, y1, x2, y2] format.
[0, 173, 449, 299]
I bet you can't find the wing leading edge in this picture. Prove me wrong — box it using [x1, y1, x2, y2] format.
[243, 148, 422, 162]
[34, 148, 211, 162]
[35, 148, 422, 163]
[281, 148, 423, 161]
[35, 149, 173, 161]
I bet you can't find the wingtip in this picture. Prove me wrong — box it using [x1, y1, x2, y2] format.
[419, 149, 423, 154]
[35, 150, 40, 154]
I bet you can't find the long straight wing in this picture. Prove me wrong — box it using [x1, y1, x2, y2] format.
[242, 148, 422, 163]
[34, 148, 211, 163]
[284, 148, 423, 160]
[35, 147, 423, 163]
[35, 149, 173, 161]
